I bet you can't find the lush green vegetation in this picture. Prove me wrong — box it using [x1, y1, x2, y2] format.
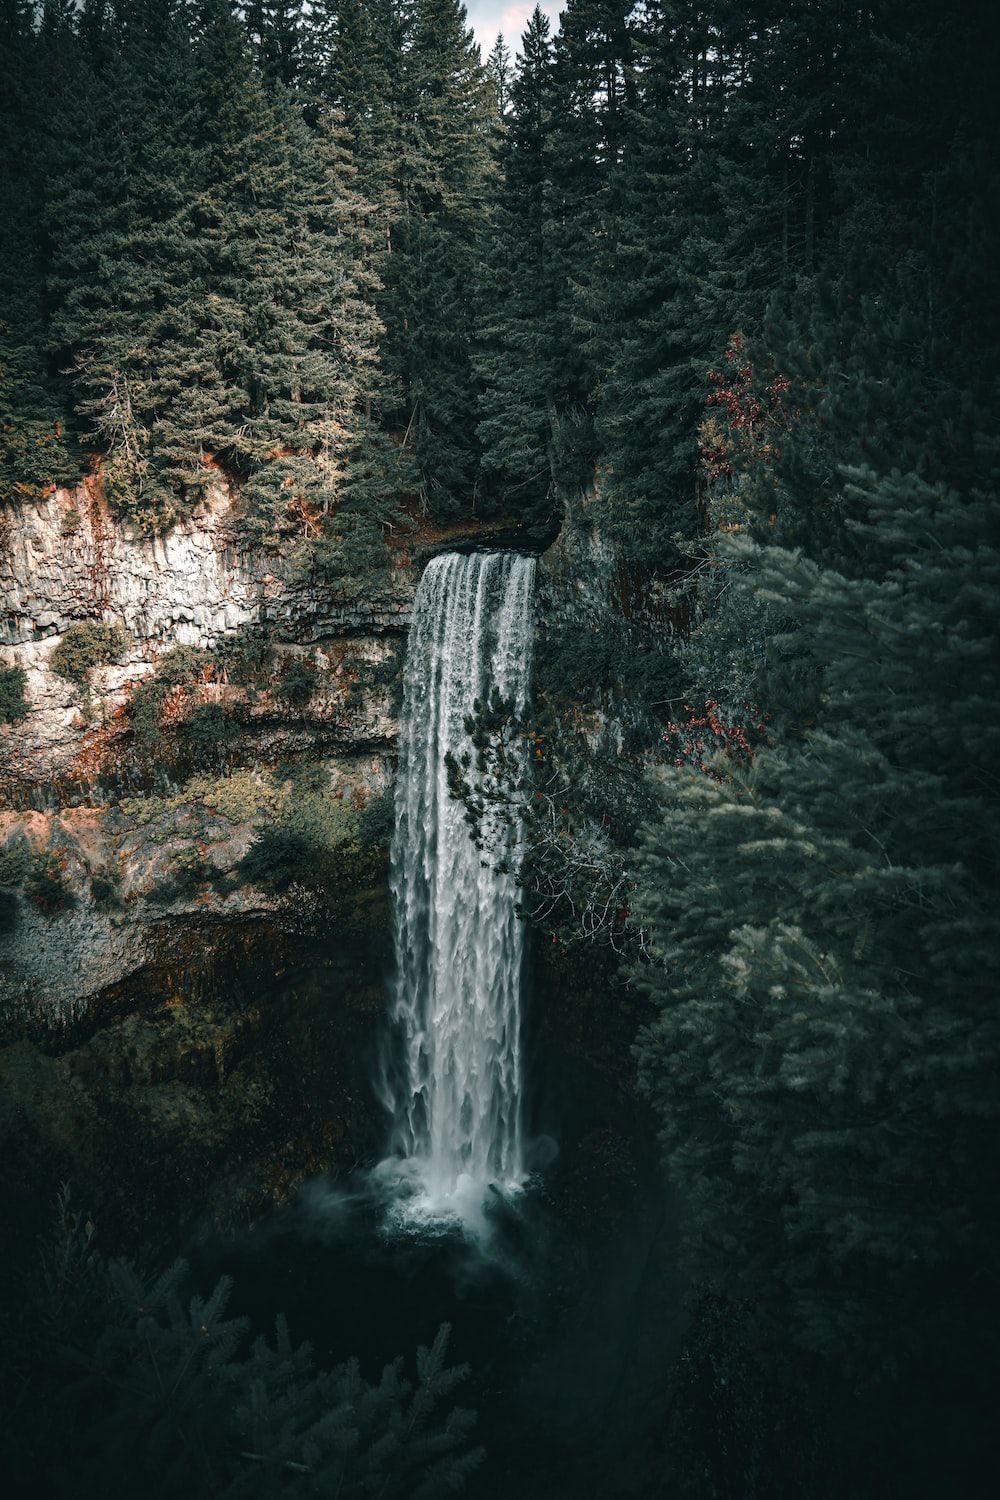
[0, 664, 29, 723]
[50, 621, 127, 686]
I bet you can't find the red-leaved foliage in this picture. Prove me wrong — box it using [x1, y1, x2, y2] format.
[664, 698, 767, 778]
[700, 333, 792, 481]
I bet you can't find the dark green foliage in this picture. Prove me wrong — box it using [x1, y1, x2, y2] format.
[176, 703, 240, 772]
[475, 6, 558, 523]
[37, 0, 394, 547]
[3, 1187, 483, 1499]
[146, 845, 214, 905]
[216, 626, 274, 686]
[128, 646, 211, 755]
[356, 787, 394, 852]
[0, 834, 30, 929]
[312, 0, 494, 517]
[0, 0, 77, 501]
[237, 826, 311, 893]
[633, 86, 1000, 1385]
[0, 663, 29, 723]
[0, 835, 30, 888]
[50, 620, 127, 686]
[24, 847, 75, 915]
[88, 865, 123, 908]
[273, 656, 319, 709]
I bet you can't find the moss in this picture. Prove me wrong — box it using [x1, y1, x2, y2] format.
[183, 769, 278, 822]
[51, 620, 128, 686]
[119, 772, 278, 831]
[0, 663, 29, 723]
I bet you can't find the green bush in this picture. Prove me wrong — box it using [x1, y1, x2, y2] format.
[147, 846, 213, 905]
[273, 655, 319, 709]
[216, 625, 274, 685]
[89, 864, 123, 907]
[176, 703, 240, 770]
[237, 827, 312, 892]
[51, 621, 127, 686]
[0, 663, 29, 723]
[156, 645, 210, 687]
[0, 888, 19, 933]
[358, 788, 395, 852]
[129, 646, 211, 753]
[5, 1188, 482, 1500]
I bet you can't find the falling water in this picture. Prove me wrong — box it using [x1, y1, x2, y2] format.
[381, 550, 536, 1223]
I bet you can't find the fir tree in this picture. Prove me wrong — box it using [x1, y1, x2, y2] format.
[474, 6, 558, 524]
[0, 0, 75, 501]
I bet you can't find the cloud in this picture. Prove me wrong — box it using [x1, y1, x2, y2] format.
[464, 0, 561, 55]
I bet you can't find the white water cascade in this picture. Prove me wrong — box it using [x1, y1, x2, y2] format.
[382, 550, 536, 1223]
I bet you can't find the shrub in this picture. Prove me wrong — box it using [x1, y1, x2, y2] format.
[0, 664, 29, 723]
[156, 645, 211, 688]
[0, 888, 19, 933]
[129, 646, 212, 754]
[176, 703, 240, 770]
[147, 846, 212, 905]
[89, 864, 123, 907]
[216, 625, 274, 685]
[357, 788, 395, 852]
[273, 655, 319, 709]
[51, 621, 127, 686]
[237, 827, 312, 892]
[24, 848, 75, 914]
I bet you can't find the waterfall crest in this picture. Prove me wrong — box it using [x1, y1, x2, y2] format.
[382, 550, 536, 1222]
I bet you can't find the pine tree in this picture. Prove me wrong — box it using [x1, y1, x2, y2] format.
[544, 0, 637, 492]
[485, 30, 511, 117]
[43, 0, 391, 553]
[631, 14, 1000, 1368]
[0, 0, 75, 501]
[474, 6, 558, 524]
[382, 0, 494, 515]
[46, 0, 223, 527]
[245, 0, 304, 87]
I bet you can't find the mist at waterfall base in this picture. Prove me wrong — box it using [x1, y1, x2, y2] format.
[194, 551, 683, 1497]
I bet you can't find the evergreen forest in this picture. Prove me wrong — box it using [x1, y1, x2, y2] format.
[0, 1, 997, 1497]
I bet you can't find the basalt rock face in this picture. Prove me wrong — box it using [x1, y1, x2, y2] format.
[0, 479, 410, 1019]
[0, 479, 411, 794]
[0, 480, 407, 1244]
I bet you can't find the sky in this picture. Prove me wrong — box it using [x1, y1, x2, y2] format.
[464, 1, 562, 57]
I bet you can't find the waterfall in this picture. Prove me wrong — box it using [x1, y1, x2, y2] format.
[382, 550, 536, 1222]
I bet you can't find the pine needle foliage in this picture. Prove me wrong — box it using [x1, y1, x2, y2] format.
[3, 1187, 483, 1499]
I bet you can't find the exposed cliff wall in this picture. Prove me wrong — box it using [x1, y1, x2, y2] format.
[0, 479, 413, 1019]
[0, 478, 412, 792]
